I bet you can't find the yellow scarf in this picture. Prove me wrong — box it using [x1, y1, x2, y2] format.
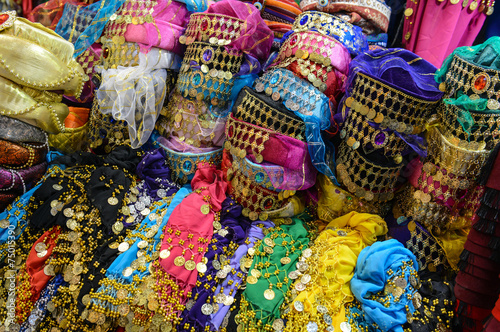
[283, 212, 388, 332]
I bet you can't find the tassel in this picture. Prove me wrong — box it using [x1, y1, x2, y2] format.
[473, 218, 498, 235]
[481, 188, 500, 210]
[478, 143, 500, 186]
[489, 236, 500, 250]
[475, 203, 500, 221]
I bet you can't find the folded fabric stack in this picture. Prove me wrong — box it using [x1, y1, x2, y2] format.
[88, 0, 187, 153]
[337, 49, 442, 218]
[154, 0, 273, 185]
[0, 11, 85, 210]
[5, 0, 500, 331]
[453, 145, 500, 331]
[393, 38, 500, 277]
[299, 0, 392, 48]
[241, 0, 302, 47]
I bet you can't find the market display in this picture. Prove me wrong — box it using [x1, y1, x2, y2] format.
[0, 0, 499, 332]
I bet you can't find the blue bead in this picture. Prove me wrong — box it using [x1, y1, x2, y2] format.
[192, 73, 201, 85]
[255, 172, 265, 183]
[182, 160, 193, 172]
[300, 15, 308, 26]
[270, 74, 279, 85]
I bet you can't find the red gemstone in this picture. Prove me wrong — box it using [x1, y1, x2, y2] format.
[290, 35, 298, 46]
[263, 198, 273, 210]
[102, 47, 110, 59]
[474, 75, 487, 91]
[228, 125, 234, 137]
[0, 14, 9, 25]
[201, 19, 209, 31]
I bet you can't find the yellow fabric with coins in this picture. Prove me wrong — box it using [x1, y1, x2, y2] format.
[283, 212, 388, 332]
[317, 174, 381, 222]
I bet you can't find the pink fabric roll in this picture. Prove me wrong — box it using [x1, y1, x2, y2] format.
[402, 0, 487, 68]
[203, 0, 274, 61]
[123, 0, 190, 54]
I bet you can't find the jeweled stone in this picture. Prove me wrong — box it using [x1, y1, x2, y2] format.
[228, 125, 234, 137]
[203, 49, 213, 62]
[182, 160, 193, 172]
[255, 172, 265, 183]
[263, 198, 273, 210]
[103, 47, 110, 59]
[192, 73, 202, 85]
[0, 14, 9, 25]
[201, 19, 209, 31]
[270, 74, 279, 85]
[300, 15, 308, 26]
[290, 35, 298, 46]
[374, 132, 386, 145]
[474, 74, 487, 91]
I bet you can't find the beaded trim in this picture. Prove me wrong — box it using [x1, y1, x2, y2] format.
[156, 91, 226, 148]
[299, 0, 391, 32]
[177, 68, 234, 106]
[341, 72, 440, 135]
[227, 152, 284, 192]
[100, 39, 141, 69]
[438, 101, 500, 150]
[336, 141, 401, 202]
[292, 11, 367, 55]
[181, 41, 243, 76]
[233, 87, 306, 141]
[398, 185, 474, 232]
[254, 67, 326, 118]
[161, 145, 223, 183]
[426, 126, 489, 179]
[103, 0, 158, 40]
[340, 108, 408, 164]
[440, 54, 500, 109]
[224, 114, 271, 164]
[228, 169, 290, 221]
[274, 31, 346, 92]
[180, 13, 246, 46]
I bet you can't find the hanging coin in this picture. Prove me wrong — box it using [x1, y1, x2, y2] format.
[264, 289, 275, 300]
[174, 256, 186, 266]
[160, 249, 171, 259]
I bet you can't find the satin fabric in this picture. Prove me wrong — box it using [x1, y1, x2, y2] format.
[15, 226, 61, 323]
[0, 76, 69, 134]
[0, 17, 84, 97]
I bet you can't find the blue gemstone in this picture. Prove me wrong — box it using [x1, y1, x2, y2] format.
[270, 74, 279, 85]
[300, 15, 308, 26]
[182, 160, 193, 172]
[192, 73, 202, 85]
[255, 172, 265, 183]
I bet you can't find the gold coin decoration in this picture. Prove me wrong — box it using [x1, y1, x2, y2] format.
[185, 260, 196, 271]
[264, 289, 275, 300]
[174, 256, 186, 266]
[201, 204, 210, 214]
